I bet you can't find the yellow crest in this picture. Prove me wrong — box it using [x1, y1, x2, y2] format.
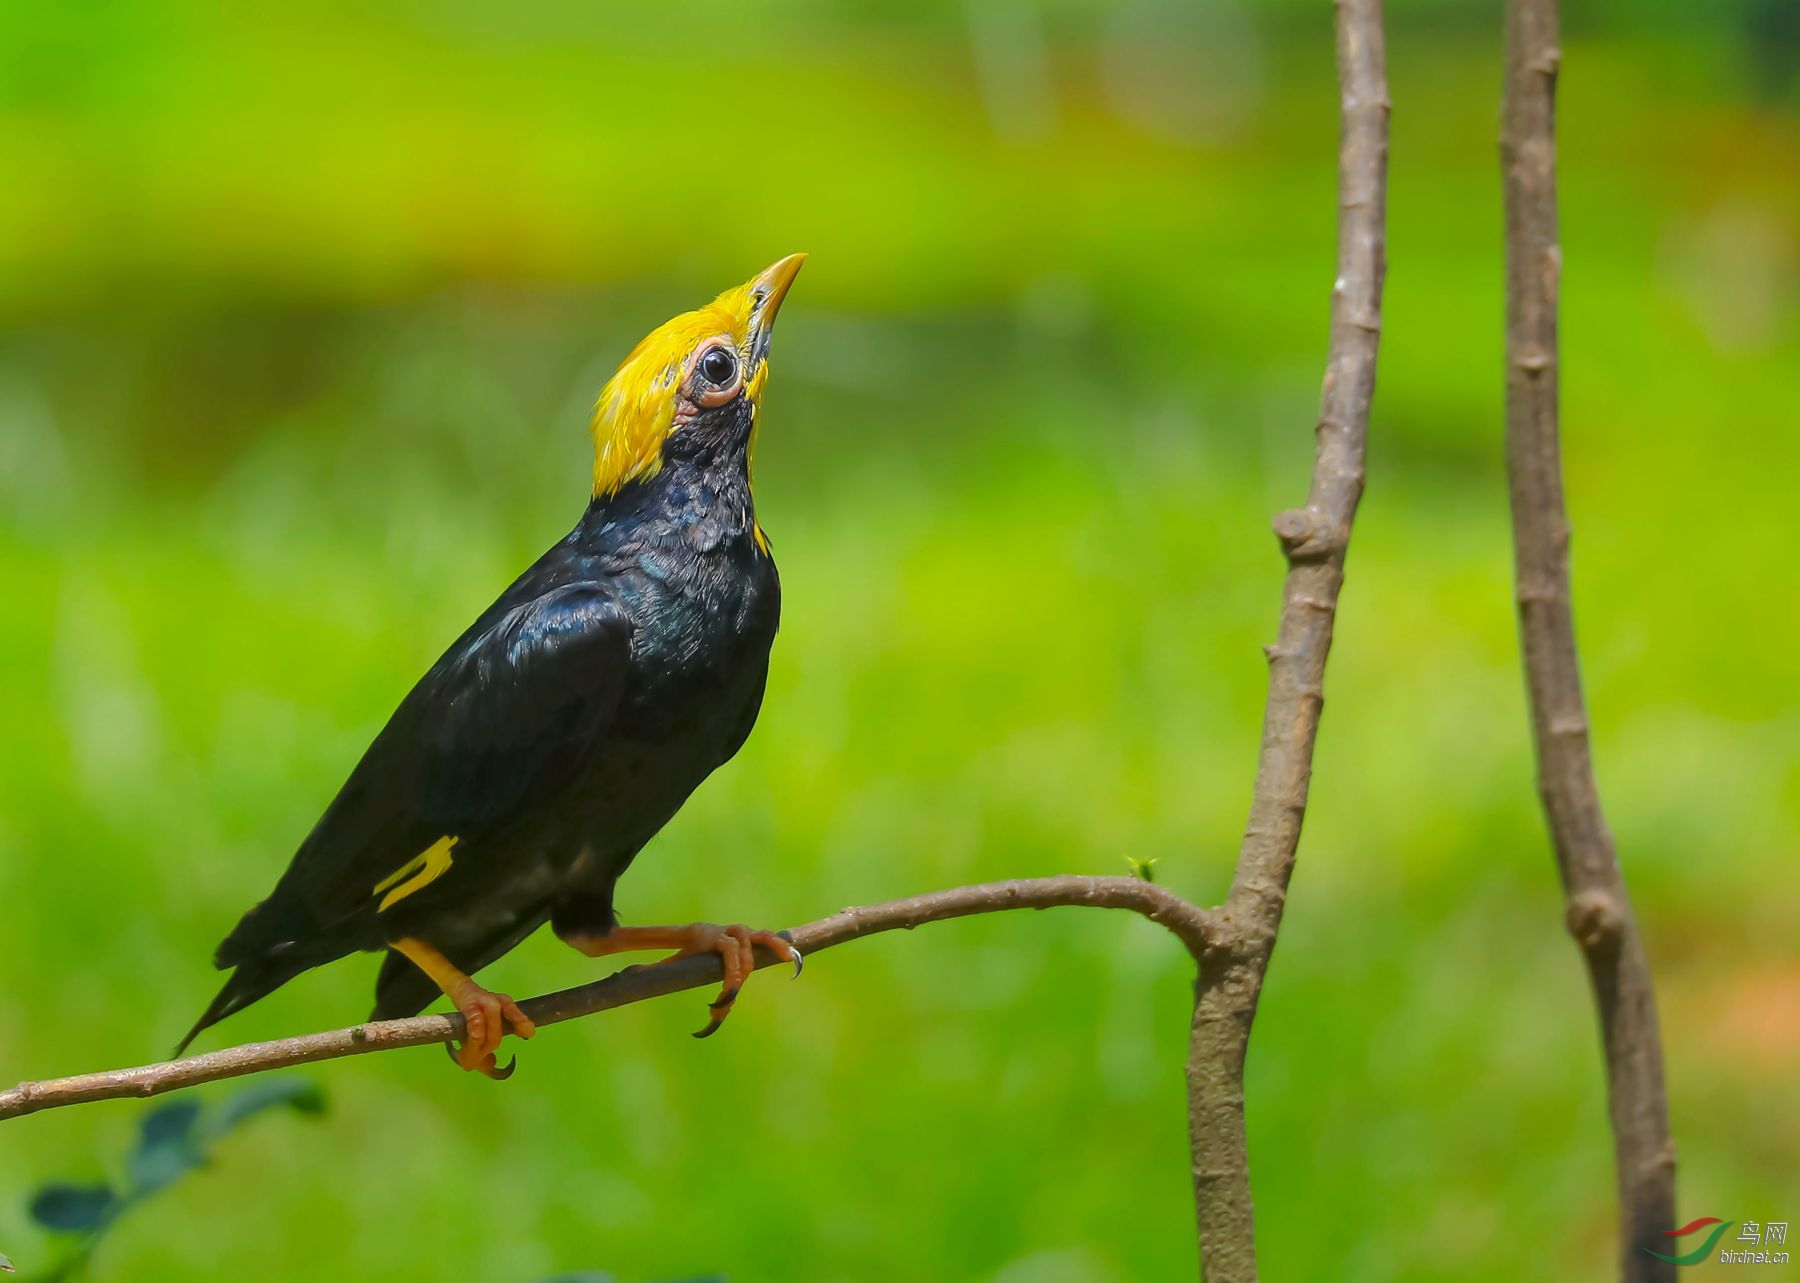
[589, 254, 805, 498]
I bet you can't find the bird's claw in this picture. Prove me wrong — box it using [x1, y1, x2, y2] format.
[683, 924, 802, 1039]
[693, 1013, 726, 1040]
[443, 1042, 518, 1080]
[778, 934, 804, 979]
[692, 983, 742, 1039]
[445, 982, 535, 1078]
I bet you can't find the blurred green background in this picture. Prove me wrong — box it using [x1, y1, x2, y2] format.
[2, 1, 1796, 1280]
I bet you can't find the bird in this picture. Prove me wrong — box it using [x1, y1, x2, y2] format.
[178, 255, 808, 1077]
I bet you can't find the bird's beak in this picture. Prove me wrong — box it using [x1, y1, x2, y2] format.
[746, 252, 806, 372]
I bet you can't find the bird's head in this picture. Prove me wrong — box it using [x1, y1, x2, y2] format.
[589, 253, 806, 499]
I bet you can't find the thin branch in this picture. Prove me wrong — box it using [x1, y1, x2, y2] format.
[1185, 1, 1388, 1279]
[1500, 2, 1676, 1278]
[7, 15, 1388, 1283]
[0, 876, 1216, 1122]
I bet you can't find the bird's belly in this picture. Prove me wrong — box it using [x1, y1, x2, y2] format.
[581, 694, 753, 835]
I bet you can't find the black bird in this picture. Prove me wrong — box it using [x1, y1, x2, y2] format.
[180, 256, 807, 1075]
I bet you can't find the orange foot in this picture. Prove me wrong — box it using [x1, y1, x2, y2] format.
[391, 937, 537, 1079]
[563, 922, 802, 1039]
[445, 976, 537, 1078]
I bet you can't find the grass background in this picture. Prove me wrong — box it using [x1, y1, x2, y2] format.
[1, 2, 1796, 1279]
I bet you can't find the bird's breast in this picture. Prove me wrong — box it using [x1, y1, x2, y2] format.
[553, 543, 775, 863]
[601, 527, 774, 737]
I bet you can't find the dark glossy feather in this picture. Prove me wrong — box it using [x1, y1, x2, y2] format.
[181, 408, 780, 1052]
[235, 582, 633, 946]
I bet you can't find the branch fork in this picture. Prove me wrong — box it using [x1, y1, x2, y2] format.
[4, 6, 1394, 1283]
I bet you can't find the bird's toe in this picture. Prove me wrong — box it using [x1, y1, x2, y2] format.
[448, 982, 531, 1075]
[690, 923, 800, 1038]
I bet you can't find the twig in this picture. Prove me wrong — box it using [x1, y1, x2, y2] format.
[1185, 2, 1388, 1279]
[7, 13, 1388, 1283]
[1500, 2, 1676, 1278]
[0, 877, 1216, 1122]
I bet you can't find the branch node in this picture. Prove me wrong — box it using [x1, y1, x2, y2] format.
[1547, 712, 1587, 738]
[1505, 6, 1675, 1263]
[0, 875, 1225, 1122]
[1197, 1, 1386, 1268]
[1272, 507, 1340, 562]
[1564, 889, 1625, 953]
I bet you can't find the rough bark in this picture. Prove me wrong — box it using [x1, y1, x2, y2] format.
[1500, 2, 1677, 1278]
[0, 877, 1214, 1121]
[1185, 3, 1388, 1279]
[3, 9, 1392, 1282]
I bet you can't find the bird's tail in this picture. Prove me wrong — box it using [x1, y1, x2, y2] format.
[173, 955, 307, 1058]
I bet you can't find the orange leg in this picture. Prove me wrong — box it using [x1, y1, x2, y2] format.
[391, 937, 536, 1079]
[562, 923, 802, 1038]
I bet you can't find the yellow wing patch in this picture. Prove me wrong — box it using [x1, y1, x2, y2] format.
[373, 836, 459, 912]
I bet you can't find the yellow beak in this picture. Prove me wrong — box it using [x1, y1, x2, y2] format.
[747, 252, 806, 371]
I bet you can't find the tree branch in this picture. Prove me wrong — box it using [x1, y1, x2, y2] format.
[7, 13, 1388, 1283]
[0, 877, 1216, 1123]
[1184, 3, 1388, 1279]
[1500, 2, 1676, 1278]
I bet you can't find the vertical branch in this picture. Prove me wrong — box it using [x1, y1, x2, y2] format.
[1500, 2, 1677, 1279]
[1186, 1, 1387, 1279]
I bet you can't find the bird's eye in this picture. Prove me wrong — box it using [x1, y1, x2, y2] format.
[699, 346, 738, 387]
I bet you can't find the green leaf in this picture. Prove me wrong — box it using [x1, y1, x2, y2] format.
[137, 1099, 203, 1149]
[213, 1077, 326, 1135]
[129, 1099, 206, 1195]
[27, 1183, 118, 1234]
[1124, 855, 1158, 883]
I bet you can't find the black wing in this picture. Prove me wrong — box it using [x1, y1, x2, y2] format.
[219, 580, 633, 965]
